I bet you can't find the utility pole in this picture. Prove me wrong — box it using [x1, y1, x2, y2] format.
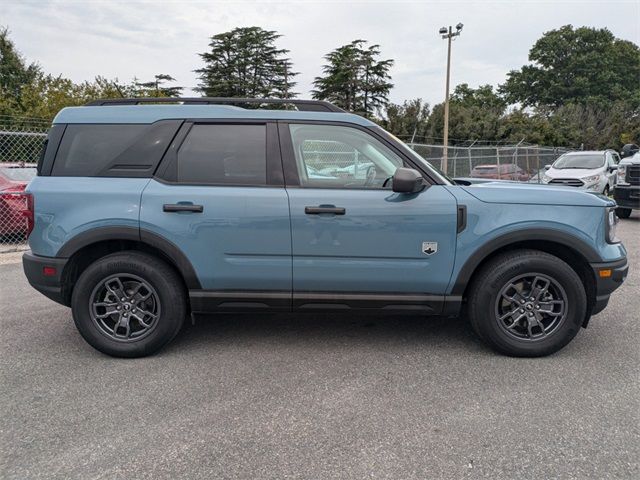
[439, 23, 463, 174]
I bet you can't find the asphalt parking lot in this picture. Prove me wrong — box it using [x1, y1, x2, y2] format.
[1, 216, 638, 479]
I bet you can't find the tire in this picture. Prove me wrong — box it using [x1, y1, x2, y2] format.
[467, 249, 586, 357]
[71, 251, 186, 358]
[615, 207, 632, 219]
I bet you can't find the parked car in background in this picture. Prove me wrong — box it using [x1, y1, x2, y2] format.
[0, 163, 37, 238]
[470, 164, 530, 181]
[528, 167, 547, 184]
[542, 150, 619, 194]
[613, 148, 640, 218]
[0, 163, 37, 192]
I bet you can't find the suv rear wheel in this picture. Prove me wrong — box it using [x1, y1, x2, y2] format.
[467, 249, 586, 357]
[71, 251, 186, 357]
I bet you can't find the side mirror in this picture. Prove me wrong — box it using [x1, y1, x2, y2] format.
[544, 164, 551, 170]
[609, 165, 618, 172]
[392, 168, 425, 193]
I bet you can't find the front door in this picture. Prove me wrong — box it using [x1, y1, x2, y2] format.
[280, 122, 458, 312]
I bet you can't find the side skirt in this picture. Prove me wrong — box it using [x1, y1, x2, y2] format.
[188, 290, 462, 315]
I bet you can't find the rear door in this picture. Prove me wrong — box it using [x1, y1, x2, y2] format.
[141, 121, 291, 311]
[280, 122, 458, 312]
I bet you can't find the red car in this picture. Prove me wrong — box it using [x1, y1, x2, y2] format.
[0, 163, 37, 237]
[470, 164, 530, 181]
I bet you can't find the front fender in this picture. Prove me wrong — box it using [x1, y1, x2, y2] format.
[448, 226, 602, 296]
[444, 188, 626, 295]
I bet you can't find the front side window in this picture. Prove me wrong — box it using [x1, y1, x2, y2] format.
[288, 124, 405, 188]
[177, 124, 266, 185]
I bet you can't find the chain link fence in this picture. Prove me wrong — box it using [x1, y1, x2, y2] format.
[0, 117, 48, 252]
[407, 143, 572, 182]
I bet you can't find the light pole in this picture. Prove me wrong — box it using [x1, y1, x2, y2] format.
[439, 23, 463, 174]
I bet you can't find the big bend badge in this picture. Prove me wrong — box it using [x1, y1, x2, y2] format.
[422, 242, 438, 256]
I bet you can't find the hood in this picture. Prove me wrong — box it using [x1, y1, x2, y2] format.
[620, 154, 640, 165]
[453, 177, 515, 185]
[460, 182, 614, 207]
[547, 167, 603, 179]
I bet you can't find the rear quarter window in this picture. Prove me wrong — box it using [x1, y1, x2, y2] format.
[51, 121, 181, 177]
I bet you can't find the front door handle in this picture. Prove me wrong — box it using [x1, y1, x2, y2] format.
[163, 203, 204, 213]
[304, 206, 346, 215]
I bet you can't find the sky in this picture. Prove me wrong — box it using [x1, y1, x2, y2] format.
[3, 0, 639, 107]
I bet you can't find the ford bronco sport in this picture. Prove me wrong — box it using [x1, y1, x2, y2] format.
[22, 98, 628, 358]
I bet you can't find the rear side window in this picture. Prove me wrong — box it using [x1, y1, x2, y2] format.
[53, 125, 146, 176]
[50, 121, 181, 177]
[177, 124, 266, 185]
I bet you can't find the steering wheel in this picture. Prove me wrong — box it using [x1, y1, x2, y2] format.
[364, 165, 377, 187]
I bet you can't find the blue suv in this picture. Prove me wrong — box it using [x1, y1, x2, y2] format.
[22, 98, 628, 358]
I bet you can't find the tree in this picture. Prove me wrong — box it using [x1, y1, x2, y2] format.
[312, 40, 393, 117]
[135, 74, 183, 97]
[0, 27, 41, 116]
[501, 25, 640, 109]
[195, 27, 297, 99]
[382, 98, 430, 141]
[424, 84, 507, 143]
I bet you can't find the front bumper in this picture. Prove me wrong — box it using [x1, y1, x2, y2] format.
[613, 185, 640, 209]
[589, 257, 629, 315]
[22, 251, 69, 306]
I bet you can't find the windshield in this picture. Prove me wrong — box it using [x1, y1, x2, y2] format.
[372, 126, 453, 184]
[553, 154, 604, 170]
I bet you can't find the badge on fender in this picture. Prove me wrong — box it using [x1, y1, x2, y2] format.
[422, 242, 438, 255]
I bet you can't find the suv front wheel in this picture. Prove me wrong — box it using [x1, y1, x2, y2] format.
[71, 251, 186, 357]
[467, 250, 586, 357]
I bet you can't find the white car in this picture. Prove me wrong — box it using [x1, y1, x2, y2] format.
[542, 150, 619, 194]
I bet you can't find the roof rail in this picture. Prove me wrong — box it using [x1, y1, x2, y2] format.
[85, 97, 344, 113]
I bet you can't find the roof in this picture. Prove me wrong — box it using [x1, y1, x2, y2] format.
[53, 105, 376, 127]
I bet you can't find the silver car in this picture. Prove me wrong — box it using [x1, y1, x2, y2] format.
[542, 150, 619, 195]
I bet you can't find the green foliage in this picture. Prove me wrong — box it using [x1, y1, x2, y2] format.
[196, 27, 297, 99]
[502, 25, 640, 109]
[135, 74, 183, 97]
[381, 98, 430, 140]
[422, 84, 507, 142]
[312, 40, 393, 118]
[0, 27, 41, 116]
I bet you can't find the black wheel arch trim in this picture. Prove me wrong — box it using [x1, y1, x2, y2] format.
[56, 226, 202, 289]
[450, 228, 602, 296]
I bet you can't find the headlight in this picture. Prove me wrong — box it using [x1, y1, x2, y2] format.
[542, 174, 552, 183]
[617, 165, 627, 184]
[582, 174, 601, 184]
[606, 207, 619, 243]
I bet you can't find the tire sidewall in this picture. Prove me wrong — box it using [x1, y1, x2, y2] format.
[472, 254, 586, 356]
[615, 208, 632, 219]
[71, 253, 185, 357]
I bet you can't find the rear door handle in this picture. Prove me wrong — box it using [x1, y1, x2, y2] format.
[163, 203, 204, 213]
[304, 206, 346, 215]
